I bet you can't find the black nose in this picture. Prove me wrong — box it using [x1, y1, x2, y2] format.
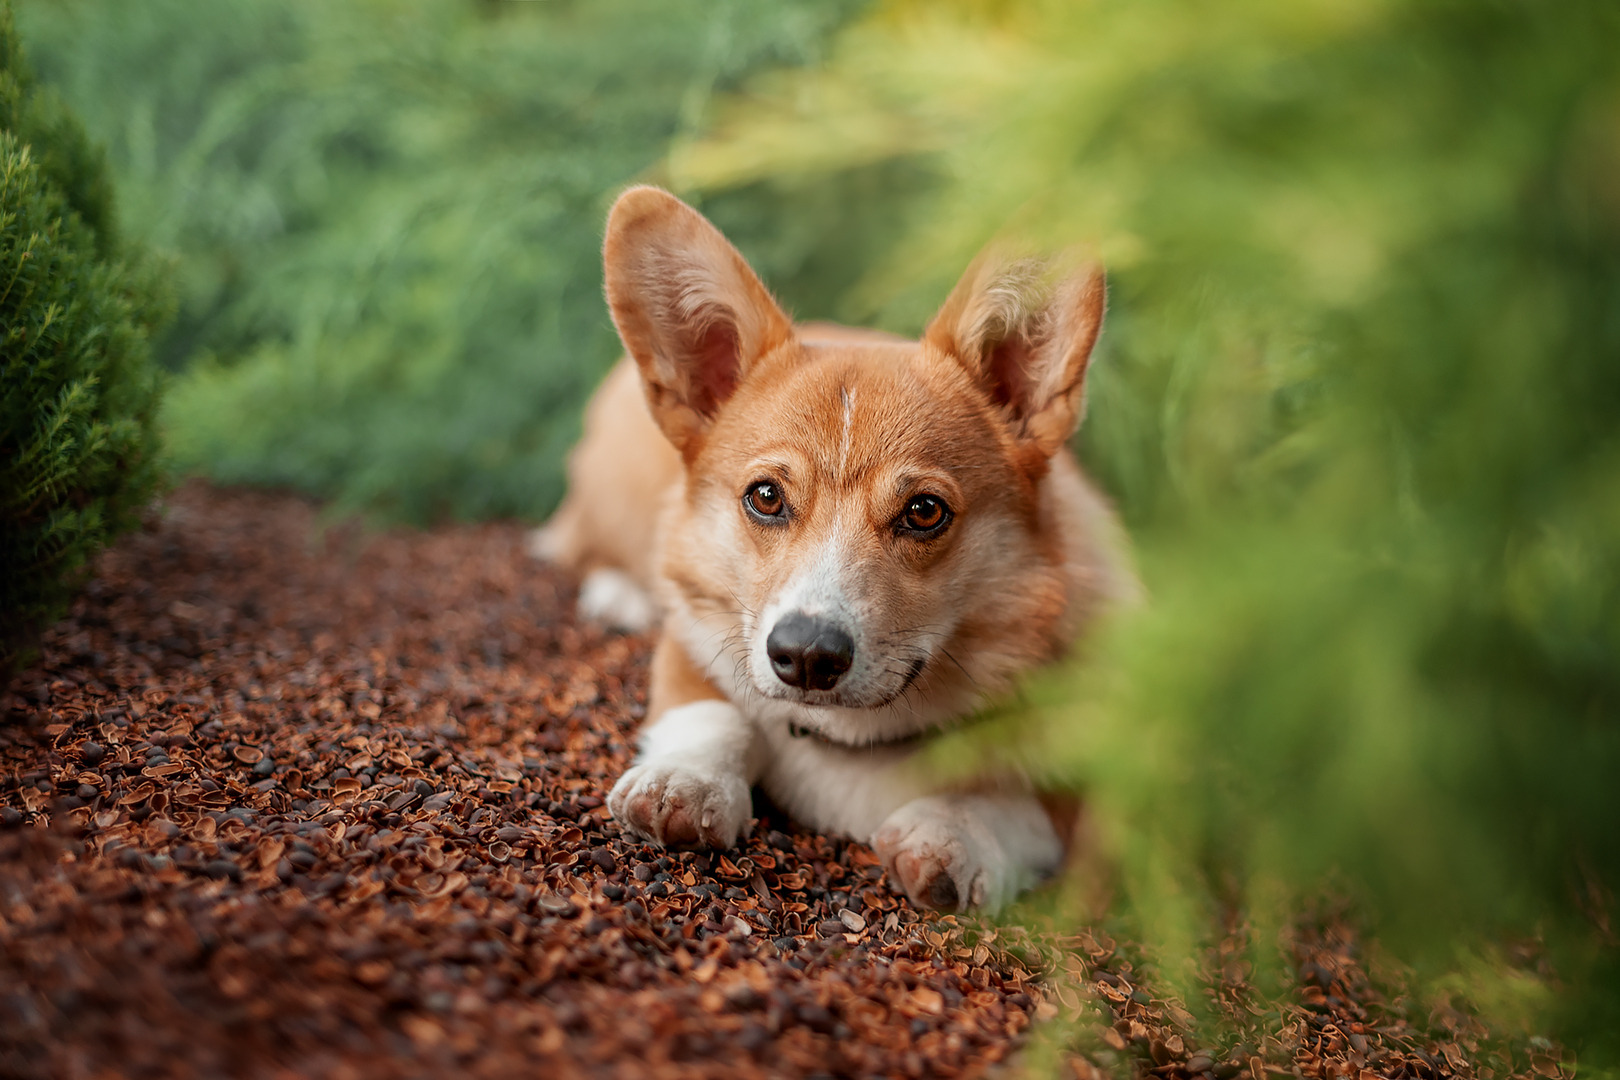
[766, 613, 854, 691]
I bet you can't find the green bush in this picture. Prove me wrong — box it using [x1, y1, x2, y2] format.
[16, 0, 888, 524]
[0, 1, 167, 672]
[676, 0, 1620, 1062]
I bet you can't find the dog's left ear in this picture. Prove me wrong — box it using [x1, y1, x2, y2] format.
[924, 255, 1106, 460]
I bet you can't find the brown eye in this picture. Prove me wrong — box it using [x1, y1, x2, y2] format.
[744, 481, 786, 521]
[899, 494, 950, 535]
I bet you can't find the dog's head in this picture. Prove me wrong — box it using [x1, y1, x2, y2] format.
[604, 187, 1109, 745]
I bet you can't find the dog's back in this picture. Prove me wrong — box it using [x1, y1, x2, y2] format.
[527, 358, 677, 629]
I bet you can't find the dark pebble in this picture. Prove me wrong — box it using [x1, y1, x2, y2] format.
[81, 742, 105, 765]
[589, 847, 616, 873]
[632, 863, 655, 883]
[796, 1004, 837, 1034]
[253, 756, 275, 776]
[77, 784, 99, 800]
[737, 1021, 769, 1054]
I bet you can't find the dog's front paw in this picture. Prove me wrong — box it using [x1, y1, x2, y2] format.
[607, 761, 752, 849]
[873, 796, 1053, 912]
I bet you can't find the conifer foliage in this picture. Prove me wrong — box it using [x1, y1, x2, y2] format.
[676, 0, 1620, 1059]
[14, 0, 869, 524]
[0, 1, 167, 671]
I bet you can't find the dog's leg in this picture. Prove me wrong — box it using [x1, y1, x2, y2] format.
[873, 794, 1062, 912]
[608, 701, 762, 848]
[609, 641, 763, 849]
[756, 730, 1061, 911]
[576, 568, 657, 633]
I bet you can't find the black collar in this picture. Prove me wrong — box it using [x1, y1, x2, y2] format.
[787, 722, 931, 751]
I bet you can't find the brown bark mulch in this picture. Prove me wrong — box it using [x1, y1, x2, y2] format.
[0, 483, 1553, 1080]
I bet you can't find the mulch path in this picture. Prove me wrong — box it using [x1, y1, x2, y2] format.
[0, 484, 1552, 1079]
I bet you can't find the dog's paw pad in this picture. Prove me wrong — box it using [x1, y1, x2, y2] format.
[607, 761, 750, 849]
[888, 847, 962, 909]
[874, 814, 982, 912]
[874, 795, 1048, 911]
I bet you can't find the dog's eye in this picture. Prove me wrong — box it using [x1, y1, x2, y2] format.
[898, 494, 951, 536]
[744, 481, 787, 521]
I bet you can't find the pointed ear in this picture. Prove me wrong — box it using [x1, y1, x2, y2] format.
[923, 254, 1106, 459]
[602, 186, 794, 455]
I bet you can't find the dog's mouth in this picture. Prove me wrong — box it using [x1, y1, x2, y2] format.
[887, 654, 930, 701]
[759, 651, 929, 711]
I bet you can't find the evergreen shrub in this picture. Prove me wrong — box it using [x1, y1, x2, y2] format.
[0, 2, 167, 671]
[15, 0, 887, 524]
[676, 0, 1620, 1062]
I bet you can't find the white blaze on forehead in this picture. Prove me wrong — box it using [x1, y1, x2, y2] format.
[838, 384, 855, 475]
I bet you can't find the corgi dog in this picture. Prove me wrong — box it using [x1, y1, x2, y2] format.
[534, 187, 1135, 910]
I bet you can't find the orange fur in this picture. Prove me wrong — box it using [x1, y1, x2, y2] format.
[538, 187, 1136, 909]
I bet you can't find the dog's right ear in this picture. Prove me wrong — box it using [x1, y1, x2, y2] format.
[603, 186, 794, 456]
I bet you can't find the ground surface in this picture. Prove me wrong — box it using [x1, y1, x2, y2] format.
[0, 485, 1552, 1079]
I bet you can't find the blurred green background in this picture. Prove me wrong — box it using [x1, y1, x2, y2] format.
[15, 0, 912, 521]
[15, 0, 1619, 1069]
